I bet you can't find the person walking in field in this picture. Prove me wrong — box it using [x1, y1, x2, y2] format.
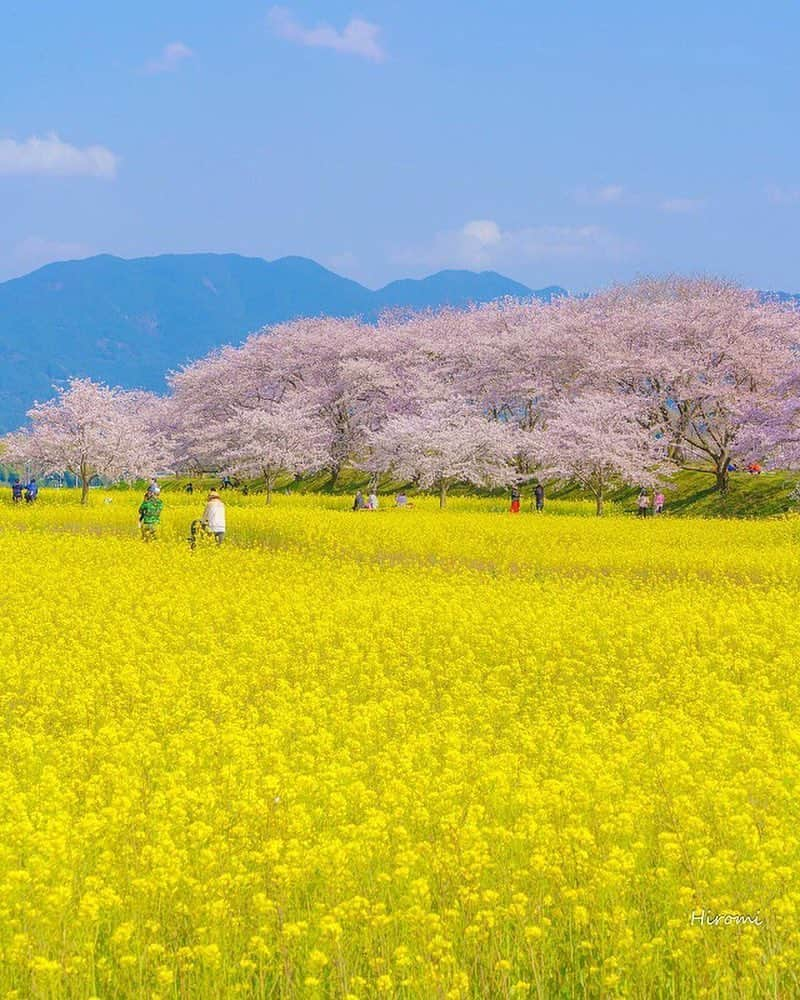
[368, 490, 379, 510]
[510, 485, 521, 513]
[202, 489, 226, 544]
[138, 489, 163, 541]
[24, 479, 38, 503]
[534, 482, 545, 512]
[637, 489, 650, 518]
[353, 490, 366, 511]
[11, 479, 23, 503]
[653, 490, 665, 515]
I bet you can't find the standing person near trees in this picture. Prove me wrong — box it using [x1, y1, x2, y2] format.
[637, 489, 650, 518]
[202, 489, 226, 544]
[138, 489, 163, 541]
[24, 479, 38, 503]
[534, 482, 545, 512]
[653, 490, 665, 515]
[11, 479, 23, 503]
[510, 485, 521, 513]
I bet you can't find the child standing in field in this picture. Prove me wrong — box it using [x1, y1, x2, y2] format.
[368, 491, 379, 510]
[534, 482, 545, 512]
[637, 489, 650, 518]
[24, 479, 38, 503]
[138, 489, 163, 541]
[202, 489, 226, 544]
[353, 490, 366, 511]
[653, 490, 665, 515]
[510, 486, 521, 513]
[11, 479, 23, 503]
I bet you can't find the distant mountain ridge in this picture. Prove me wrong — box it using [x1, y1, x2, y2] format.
[0, 252, 564, 431]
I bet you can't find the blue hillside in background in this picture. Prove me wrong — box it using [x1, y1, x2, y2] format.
[0, 253, 564, 431]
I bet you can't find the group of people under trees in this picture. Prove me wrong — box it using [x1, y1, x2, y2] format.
[352, 484, 546, 513]
[637, 488, 666, 517]
[510, 483, 545, 513]
[138, 478, 227, 545]
[9, 478, 38, 503]
[353, 490, 415, 510]
[7, 474, 671, 526]
[183, 476, 249, 497]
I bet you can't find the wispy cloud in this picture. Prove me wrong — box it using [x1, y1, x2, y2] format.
[462, 219, 502, 247]
[268, 6, 386, 62]
[574, 185, 707, 215]
[398, 219, 635, 272]
[0, 134, 119, 178]
[660, 197, 705, 214]
[766, 184, 800, 206]
[573, 184, 626, 206]
[144, 41, 194, 75]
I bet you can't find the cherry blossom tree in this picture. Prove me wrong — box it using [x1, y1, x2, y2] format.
[530, 391, 671, 515]
[365, 399, 519, 507]
[170, 317, 422, 483]
[597, 278, 800, 492]
[204, 402, 329, 503]
[3, 378, 169, 503]
[736, 373, 800, 470]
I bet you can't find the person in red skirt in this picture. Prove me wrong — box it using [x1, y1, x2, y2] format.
[510, 485, 521, 513]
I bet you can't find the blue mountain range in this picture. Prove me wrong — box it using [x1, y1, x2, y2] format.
[0, 252, 564, 431]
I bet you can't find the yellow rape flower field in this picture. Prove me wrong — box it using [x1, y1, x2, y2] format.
[2, 491, 800, 999]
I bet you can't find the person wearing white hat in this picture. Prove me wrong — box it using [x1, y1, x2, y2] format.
[202, 489, 226, 544]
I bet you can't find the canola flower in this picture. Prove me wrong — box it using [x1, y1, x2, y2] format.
[1, 491, 799, 998]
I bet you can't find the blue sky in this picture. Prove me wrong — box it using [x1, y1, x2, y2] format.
[1, 1, 798, 291]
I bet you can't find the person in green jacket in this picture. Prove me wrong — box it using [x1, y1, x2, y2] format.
[138, 489, 163, 541]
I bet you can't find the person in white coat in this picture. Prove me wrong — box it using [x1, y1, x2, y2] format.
[202, 489, 226, 544]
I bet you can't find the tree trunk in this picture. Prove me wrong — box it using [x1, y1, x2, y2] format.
[439, 481, 447, 509]
[80, 463, 90, 505]
[595, 491, 604, 517]
[715, 461, 730, 494]
[262, 468, 273, 505]
[668, 441, 686, 464]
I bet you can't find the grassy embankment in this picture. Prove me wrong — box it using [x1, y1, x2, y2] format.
[148, 468, 800, 519]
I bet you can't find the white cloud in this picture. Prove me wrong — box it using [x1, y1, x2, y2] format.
[399, 219, 635, 272]
[462, 219, 502, 246]
[0, 133, 118, 178]
[13, 236, 95, 271]
[660, 197, 705, 214]
[268, 6, 386, 62]
[145, 41, 194, 74]
[574, 184, 626, 205]
[766, 184, 800, 206]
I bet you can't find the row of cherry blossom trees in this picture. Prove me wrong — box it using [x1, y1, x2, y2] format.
[5, 278, 800, 511]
